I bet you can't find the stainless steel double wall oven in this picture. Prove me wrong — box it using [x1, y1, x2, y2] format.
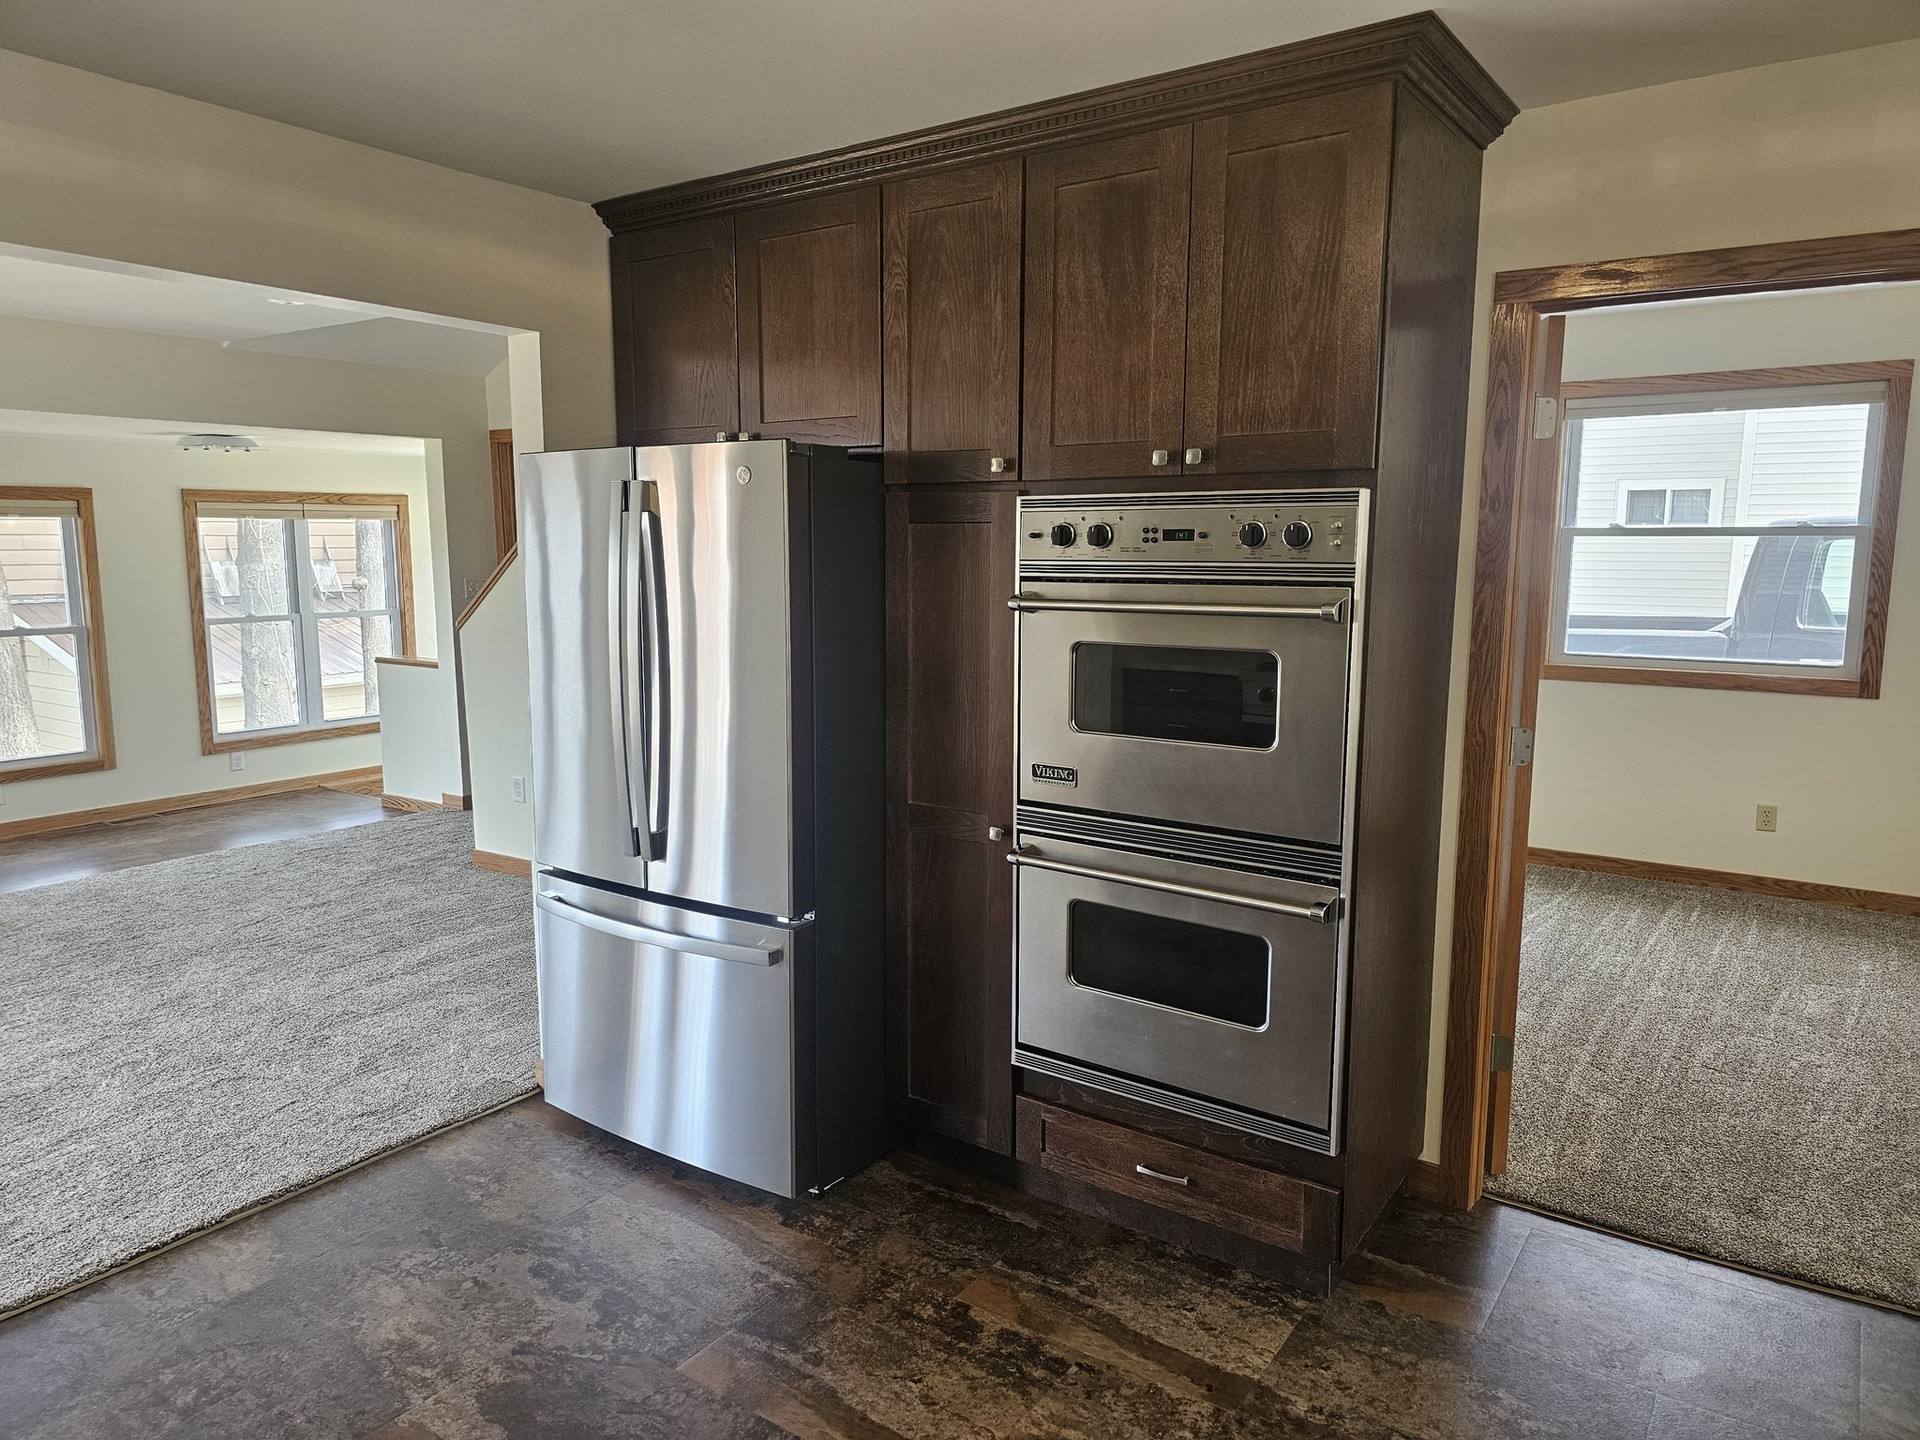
[1010, 490, 1368, 1154]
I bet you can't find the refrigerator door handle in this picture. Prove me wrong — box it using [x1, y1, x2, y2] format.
[609, 501, 642, 857]
[536, 891, 784, 966]
[636, 484, 670, 857]
[619, 488, 655, 858]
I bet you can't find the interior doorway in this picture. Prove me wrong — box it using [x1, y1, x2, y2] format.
[1439, 229, 1920, 1305]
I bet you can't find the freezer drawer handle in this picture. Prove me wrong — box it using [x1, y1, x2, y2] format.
[536, 892, 785, 965]
[1005, 849, 1338, 923]
[1007, 594, 1348, 623]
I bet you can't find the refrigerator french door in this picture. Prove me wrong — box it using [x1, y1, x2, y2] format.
[519, 441, 886, 1198]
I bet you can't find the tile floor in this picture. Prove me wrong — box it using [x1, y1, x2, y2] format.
[3, 1099, 1912, 1440]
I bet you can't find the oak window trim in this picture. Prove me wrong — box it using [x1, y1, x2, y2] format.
[181, 490, 416, 756]
[1546, 359, 1911, 699]
[0, 485, 116, 782]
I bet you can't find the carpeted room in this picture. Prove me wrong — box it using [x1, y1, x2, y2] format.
[1486, 283, 1920, 1311]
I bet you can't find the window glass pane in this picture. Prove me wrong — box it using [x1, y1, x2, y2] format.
[1072, 643, 1279, 748]
[0, 514, 75, 628]
[212, 619, 302, 733]
[307, 517, 394, 614]
[1068, 900, 1270, 1027]
[1564, 532, 1849, 668]
[1668, 488, 1714, 525]
[318, 615, 394, 719]
[198, 517, 291, 618]
[1623, 489, 1668, 525]
[0, 632, 86, 762]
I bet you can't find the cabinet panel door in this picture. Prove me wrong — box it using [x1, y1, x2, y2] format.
[737, 189, 882, 446]
[1022, 127, 1192, 482]
[882, 161, 1023, 484]
[1185, 85, 1393, 475]
[612, 217, 739, 446]
[885, 488, 1016, 1153]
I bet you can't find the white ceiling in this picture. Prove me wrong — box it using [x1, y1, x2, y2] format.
[0, 408, 427, 455]
[4, 1, 1917, 203]
[0, 243, 515, 376]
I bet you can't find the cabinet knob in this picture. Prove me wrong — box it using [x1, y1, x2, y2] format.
[716, 431, 731, 442]
[988, 456, 1013, 474]
[1184, 447, 1204, 465]
[1150, 448, 1171, 467]
[986, 825, 1007, 842]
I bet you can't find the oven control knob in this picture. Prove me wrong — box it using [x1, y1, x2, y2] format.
[1049, 522, 1078, 548]
[1281, 520, 1314, 550]
[1085, 522, 1115, 549]
[1238, 521, 1268, 549]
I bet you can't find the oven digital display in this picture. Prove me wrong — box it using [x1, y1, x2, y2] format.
[1161, 527, 1196, 542]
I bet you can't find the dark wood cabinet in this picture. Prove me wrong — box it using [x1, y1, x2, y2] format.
[736, 189, 883, 446]
[1184, 86, 1394, 475]
[1021, 126, 1193, 482]
[882, 161, 1024, 484]
[885, 488, 1017, 1154]
[611, 216, 739, 445]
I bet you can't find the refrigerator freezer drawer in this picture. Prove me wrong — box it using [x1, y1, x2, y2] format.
[535, 885, 803, 1197]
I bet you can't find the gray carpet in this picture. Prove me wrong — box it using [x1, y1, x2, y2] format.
[0, 810, 537, 1315]
[1489, 866, 1920, 1308]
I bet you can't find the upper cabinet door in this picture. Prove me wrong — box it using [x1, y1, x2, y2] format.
[736, 189, 883, 447]
[612, 217, 740, 446]
[1184, 86, 1394, 475]
[1022, 127, 1192, 482]
[882, 161, 1024, 484]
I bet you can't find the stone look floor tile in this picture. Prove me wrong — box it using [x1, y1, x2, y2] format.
[1477, 1221, 1861, 1438]
[1645, 1396, 1770, 1439]
[1862, 1307, 1920, 1440]
[1340, 1197, 1534, 1333]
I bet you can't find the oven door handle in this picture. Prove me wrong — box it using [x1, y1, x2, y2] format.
[1006, 848, 1339, 924]
[1007, 594, 1348, 623]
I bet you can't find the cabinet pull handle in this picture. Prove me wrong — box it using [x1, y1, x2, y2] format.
[1135, 1163, 1189, 1187]
[1149, 449, 1171, 466]
[988, 456, 1013, 474]
[986, 825, 1007, 842]
[1184, 447, 1204, 465]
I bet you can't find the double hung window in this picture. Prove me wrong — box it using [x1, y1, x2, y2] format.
[0, 487, 113, 778]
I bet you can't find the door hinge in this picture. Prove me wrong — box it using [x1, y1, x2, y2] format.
[1531, 395, 1559, 440]
[1491, 1034, 1514, 1073]
[1509, 726, 1534, 766]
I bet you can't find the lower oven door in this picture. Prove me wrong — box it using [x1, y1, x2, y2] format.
[1013, 836, 1343, 1146]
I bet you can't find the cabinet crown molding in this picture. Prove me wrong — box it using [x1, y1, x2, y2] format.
[593, 11, 1515, 234]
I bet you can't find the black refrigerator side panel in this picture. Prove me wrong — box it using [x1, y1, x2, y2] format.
[806, 448, 892, 1184]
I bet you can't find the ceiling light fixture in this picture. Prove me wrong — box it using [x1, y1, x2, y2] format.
[265, 297, 305, 306]
[177, 434, 258, 452]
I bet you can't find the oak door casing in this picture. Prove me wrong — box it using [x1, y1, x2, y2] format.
[611, 216, 740, 445]
[1022, 126, 1193, 482]
[882, 161, 1024, 484]
[1184, 85, 1394, 475]
[737, 189, 883, 446]
[885, 488, 1017, 1154]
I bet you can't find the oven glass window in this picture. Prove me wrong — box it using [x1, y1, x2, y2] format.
[1072, 643, 1278, 748]
[1068, 901, 1269, 1027]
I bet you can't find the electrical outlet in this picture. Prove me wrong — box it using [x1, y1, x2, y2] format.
[511, 776, 527, 804]
[229, 752, 246, 772]
[1755, 804, 1778, 832]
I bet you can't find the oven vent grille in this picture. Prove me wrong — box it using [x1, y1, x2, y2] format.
[1016, 805, 1343, 886]
[1017, 562, 1358, 584]
[1017, 490, 1363, 511]
[1014, 1050, 1338, 1156]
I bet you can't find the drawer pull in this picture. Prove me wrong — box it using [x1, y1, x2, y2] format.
[1134, 1163, 1190, 1187]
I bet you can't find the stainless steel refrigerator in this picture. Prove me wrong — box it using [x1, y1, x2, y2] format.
[517, 439, 887, 1198]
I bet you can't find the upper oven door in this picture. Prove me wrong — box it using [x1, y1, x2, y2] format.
[1014, 581, 1354, 843]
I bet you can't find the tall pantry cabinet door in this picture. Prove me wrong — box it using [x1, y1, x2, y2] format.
[1183, 85, 1394, 475]
[885, 488, 1017, 1155]
[611, 217, 740, 446]
[736, 189, 883, 446]
[1022, 126, 1192, 482]
[882, 160, 1024, 484]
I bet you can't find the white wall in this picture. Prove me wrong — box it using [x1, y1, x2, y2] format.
[1529, 287, 1920, 893]
[1422, 36, 1920, 1161]
[461, 556, 534, 861]
[0, 433, 436, 819]
[0, 47, 610, 457]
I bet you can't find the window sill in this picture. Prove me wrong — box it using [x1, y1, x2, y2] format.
[0, 752, 114, 785]
[1540, 661, 1869, 698]
[200, 720, 382, 756]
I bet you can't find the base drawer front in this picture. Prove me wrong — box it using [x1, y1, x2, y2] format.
[1015, 1097, 1337, 1254]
